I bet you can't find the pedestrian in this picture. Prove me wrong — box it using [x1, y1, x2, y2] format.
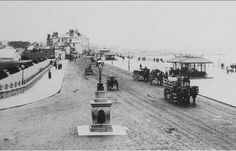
[48, 70, 52, 79]
[221, 63, 224, 70]
[54, 62, 57, 69]
[159, 72, 164, 85]
[140, 64, 142, 69]
[226, 66, 229, 74]
[164, 71, 168, 79]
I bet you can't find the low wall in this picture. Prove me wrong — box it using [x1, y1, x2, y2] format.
[0, 59, 57, 99]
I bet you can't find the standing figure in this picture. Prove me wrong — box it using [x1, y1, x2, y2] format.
[140, 64, 142, 70]
[54, 62, 57, 69]
[159, 72, 164, 85]
[164, 71, 169, 79]
[143, 66, 150, 82]
[48, 70, 52, 79]
[221, 63, 224, 70]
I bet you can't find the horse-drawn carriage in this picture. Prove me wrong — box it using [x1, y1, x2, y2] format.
[149, 69, 165, 85]
[106, 76, 119, 91]
[133, 68, 166, 85]
[85, 65, 93, 75]
[90, 57, 97, 64]
[163, 76, 199, 106]
[133, 68, 150, 82]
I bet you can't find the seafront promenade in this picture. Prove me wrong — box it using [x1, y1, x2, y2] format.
[0, 58, 235, 150]
[105, 56, 236, 107]
[0, 60, 67, 110]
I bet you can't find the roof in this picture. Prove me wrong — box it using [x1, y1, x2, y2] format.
[0, 47, 18, 58]
[105, 52, 116, 56]
[27, 45, 35, 50]
[99, 49, 110, 52]
[167, 56, 212, 64]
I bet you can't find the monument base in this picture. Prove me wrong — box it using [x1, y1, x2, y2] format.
[77, 125, 128, 136]
[90, 123, 113, 132]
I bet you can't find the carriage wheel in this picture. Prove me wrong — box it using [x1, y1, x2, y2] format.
[170, 93, 174, 103]
[176, 94, 181, 105]
[150, 80, 153, 85]
[164, 89, 168, 100]
[192, 96, 196, 106]
[179, 96, 184, 106]
[186, 96, 190, 106]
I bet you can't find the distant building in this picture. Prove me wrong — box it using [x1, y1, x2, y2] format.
[0, 47, 21, 62]
[23, 43, 55, 60]
[46, 29, 89, 57]
[105, 52, 116, 60]
[0, 41, 6, 49]
[96, 48, 111, 58]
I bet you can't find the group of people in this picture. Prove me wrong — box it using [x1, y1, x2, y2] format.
[221, 62, 236, 74]
[137, 57, 164, 63]
[153, 58, 164, 63]
[138, 57, 146, 61]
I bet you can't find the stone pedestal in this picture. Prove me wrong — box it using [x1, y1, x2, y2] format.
[77, 88, 128, 136]
[90, 90, 113, 132]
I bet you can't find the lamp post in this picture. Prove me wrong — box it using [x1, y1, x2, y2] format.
[96, 61, 104, 91]
[21, 64, 25, 85]
[127, 55, 131, 71]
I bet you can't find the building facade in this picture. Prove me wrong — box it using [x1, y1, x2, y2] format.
[46, 29, 89, 57]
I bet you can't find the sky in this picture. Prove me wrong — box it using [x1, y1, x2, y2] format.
[0, 1, 236, 54]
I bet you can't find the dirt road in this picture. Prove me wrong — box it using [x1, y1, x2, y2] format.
[0, 57, 235, 150]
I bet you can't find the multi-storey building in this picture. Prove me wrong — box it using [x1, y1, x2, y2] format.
[47, 29, 89, 58]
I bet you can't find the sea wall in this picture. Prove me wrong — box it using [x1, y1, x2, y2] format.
[0, 59, 54, 99]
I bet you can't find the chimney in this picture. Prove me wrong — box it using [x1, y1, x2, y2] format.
[52, 32, 58, 38]
[46, 34, 52, 46]
[47, 34, 51, 40]
[75, 29, 79, 34]
[69, 29, 74, 37]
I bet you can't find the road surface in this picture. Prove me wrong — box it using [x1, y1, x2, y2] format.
[0, 57, 235, 150]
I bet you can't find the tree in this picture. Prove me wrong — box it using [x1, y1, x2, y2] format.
[8, 41, 31, 49]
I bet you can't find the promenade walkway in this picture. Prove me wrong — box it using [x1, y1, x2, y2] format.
[0, 60, 68, 110]
[105, 57, 236, 107]
[0, 59, 235, 150]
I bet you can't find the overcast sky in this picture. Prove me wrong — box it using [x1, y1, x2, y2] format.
[0, 1, 236, 53]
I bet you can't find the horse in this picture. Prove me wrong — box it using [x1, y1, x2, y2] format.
[90, 57, 96, 64]
[190, 86, 199, 105]
[143, 69, 150, 82]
